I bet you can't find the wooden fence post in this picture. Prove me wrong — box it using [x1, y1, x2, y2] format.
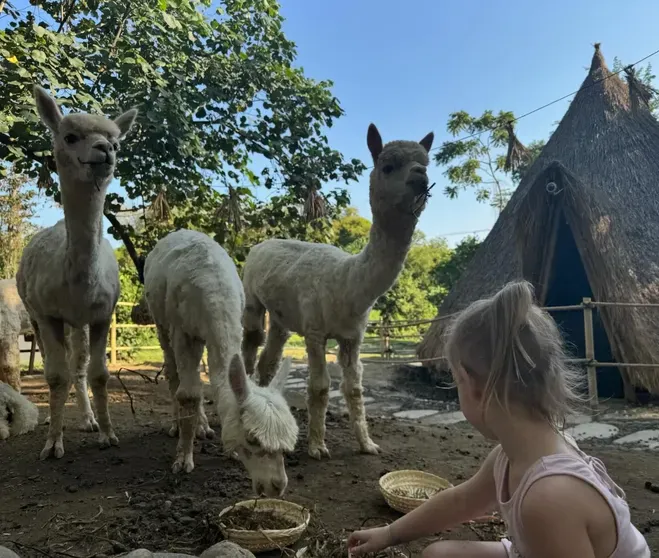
[28, 336, 36, 374]
[110, 312, 117, 365]
[583, 297, 598, 414]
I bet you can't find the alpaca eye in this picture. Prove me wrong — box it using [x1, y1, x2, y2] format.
[64, 134, 79, 144]
[382, 164, 394, 174]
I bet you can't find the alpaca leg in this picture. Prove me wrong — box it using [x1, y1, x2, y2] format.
[0, 338, 21, 393]
[68, 326, 98, 432]
[33, 321, 54, 426]
[171, 328, 204, 474]
[195, 384, 215, 440]
[338, 338, 380, 455]
[87, 321, 118, 449]
[256, 320, 290, 386]
[38, 318, 70, 460]
[241, 297, 265, 377]
[157, 325, 180, 438]
[306, 336, 331, 460]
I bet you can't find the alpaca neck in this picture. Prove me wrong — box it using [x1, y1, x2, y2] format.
[344, 215, 417, 315]
[60, 176, 107, 282]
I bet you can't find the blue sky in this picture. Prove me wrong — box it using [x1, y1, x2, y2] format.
[30, 0, 659, 247]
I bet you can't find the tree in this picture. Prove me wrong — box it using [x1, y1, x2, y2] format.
[331, 206, 370, 254]
[0, 0, 365, 279]
[0, 166, 38, 278]
[612, 57, 659, 114]
[434, 110, 518, 212]
[430, 235, 481, 307]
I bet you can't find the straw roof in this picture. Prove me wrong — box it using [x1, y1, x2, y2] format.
[418, 45, 659, 394]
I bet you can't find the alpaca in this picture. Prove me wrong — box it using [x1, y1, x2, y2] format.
[144, 229, 298, 495]
[0, 278, 32, 392]
[242, 123, 434, 459]
[0, 381, 39, 440]
[17, 86, 137, 460]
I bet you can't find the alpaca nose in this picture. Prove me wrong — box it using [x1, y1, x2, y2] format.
[92, 140, 113, 161]
[407, 165, 428, 193]
[271, 478, 287, 496]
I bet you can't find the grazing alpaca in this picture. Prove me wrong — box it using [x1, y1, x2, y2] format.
[0, 278, 32, 392]
[0, 381, 39, 440]
[144, 229, 298, 495]
[242, 123, 434, 459]
[17, 86, 137, 460]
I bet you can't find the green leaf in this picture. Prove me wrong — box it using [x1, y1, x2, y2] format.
[31, 49, 47, 63]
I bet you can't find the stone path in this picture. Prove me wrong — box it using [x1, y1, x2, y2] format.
[283, 363, 659, 451]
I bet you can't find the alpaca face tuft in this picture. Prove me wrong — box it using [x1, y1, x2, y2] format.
[225, 356, 299, 497]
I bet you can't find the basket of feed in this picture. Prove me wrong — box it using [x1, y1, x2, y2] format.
[218, 498, 310, 552]
[379, 470, 453, 514]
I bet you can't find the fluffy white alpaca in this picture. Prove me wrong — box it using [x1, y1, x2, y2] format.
[0, 278, 32, 392]
[144, 229, 298, 495]
[0, 381, 39, 440]
[242, 123, 434, 459]
[17, 86, 137, 460]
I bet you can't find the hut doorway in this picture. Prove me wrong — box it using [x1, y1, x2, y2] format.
[542, 211, 624, 399]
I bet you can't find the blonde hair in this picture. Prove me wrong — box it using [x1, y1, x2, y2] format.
[445, 280, 583, 426]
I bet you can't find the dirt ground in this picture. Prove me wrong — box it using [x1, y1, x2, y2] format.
[2, 367, 659, 557]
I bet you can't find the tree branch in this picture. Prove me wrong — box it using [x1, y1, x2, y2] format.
[103, 211, 144, 284]
[56, 0, 78, 33]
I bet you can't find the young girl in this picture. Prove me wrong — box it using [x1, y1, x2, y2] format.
[348, 281, 650, 558]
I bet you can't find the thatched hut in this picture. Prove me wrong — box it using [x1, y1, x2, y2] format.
[418, 44, 659, 401]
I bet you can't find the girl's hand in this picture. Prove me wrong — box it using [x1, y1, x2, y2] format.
[347, 526, 392, 556]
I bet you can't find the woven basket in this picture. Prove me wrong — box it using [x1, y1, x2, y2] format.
[218, 498, 310, 553]
[379, 470, 453, 514]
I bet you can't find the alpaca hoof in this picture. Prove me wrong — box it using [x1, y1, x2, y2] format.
[168, 425, 179, 438]
[196, 425, 215, 440]
[99, 432, 119, 449]
[308, 443, 331, 460]
[360, 440, 381, 455]
[40, 438, 64, 460]
[80, 416, 99, 432]
[172, 456, 194, 474]
[44, 414, 51, 425]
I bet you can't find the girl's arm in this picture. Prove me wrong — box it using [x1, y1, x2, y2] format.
[388, 445, 500, 545]
[522, 476, 597, 558]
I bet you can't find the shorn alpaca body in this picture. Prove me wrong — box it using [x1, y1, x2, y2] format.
[144, 229, 298, 495]
[0, 381, 39, 441]
[242, 124, 434, 459]
[17, 86, 137, 460]
[0, 278, 32, 392]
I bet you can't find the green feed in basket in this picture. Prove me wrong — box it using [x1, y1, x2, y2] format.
[390, 486, 439, 499]
[222, 507, 298, 531]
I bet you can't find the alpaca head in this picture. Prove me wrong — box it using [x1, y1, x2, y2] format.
[33, 86, 137, 189]
[366, 123, 434, 224]
[223, 355, 299, 497]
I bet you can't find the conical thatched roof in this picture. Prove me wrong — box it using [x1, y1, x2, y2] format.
[418, 45, 659, 394]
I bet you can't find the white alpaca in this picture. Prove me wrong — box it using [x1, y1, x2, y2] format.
[0, 278, 32, 392]
[17, 86, 137, 460]
[242, 123, 434, 459]
[0, 381, 39, 440]
[144, 229, 298, 495]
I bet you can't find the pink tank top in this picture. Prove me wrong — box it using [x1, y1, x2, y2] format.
[492, 442, 650, 558]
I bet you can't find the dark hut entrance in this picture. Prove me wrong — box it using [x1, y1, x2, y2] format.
[543, 211, 623, 399]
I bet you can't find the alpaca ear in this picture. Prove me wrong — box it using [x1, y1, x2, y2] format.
[269, 357, 292, 393]
[114, 108, 138, 139]
[419, 132, 434, 153]
[34, 86, 63, 133]
[229, 354, 249, 404]
[367, 123, 383, 164]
